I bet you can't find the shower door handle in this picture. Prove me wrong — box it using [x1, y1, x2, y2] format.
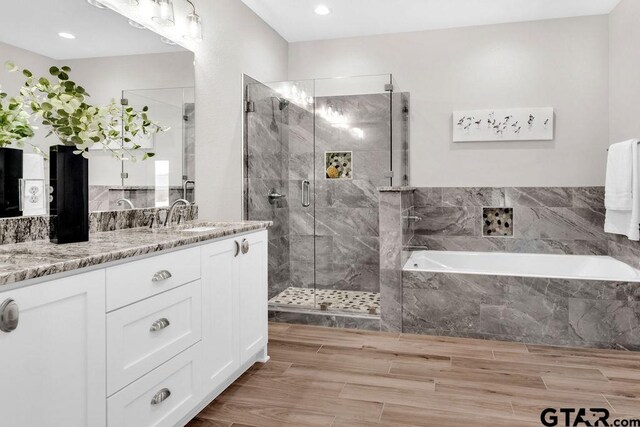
[301, 180, 310, 207]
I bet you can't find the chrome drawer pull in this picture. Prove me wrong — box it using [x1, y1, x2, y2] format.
[234, 240, 241, 257]
[241, 239, 249, 255]
[0, 299, 18, 333]
[152, 270, 172, 282]
[150, 388, 171, 405]
[150, 318, 171, 332]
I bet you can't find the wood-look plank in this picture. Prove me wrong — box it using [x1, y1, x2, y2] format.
[399, 332, 529, 353]
[185, 417, 233, 427]
[380, 403, 541, 427]
[234, 372, 346, 397]
[317, 343, 452, 367]
[527, 344, 640, 361]
[543, 376, 640, 399]
[605, 395, 640, 415]
[197, 400, 335, 427]
[494, 350, 640, 370]
[267, 322, 291, 334]
[340, 383, 514, 418]
[452, 356, 608, 380]
[284, 364, 435, 392]
[363, 338, 497, 360]
[215, 384, 384, 422]
[599, 367, 640, 382]
[390, 361, 547, 389]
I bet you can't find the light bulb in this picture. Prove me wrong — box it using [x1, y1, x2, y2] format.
[183, 13, 202, 41]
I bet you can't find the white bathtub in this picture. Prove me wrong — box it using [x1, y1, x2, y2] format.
[404, 250, 640, 283]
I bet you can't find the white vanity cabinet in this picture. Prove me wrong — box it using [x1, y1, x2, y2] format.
[0, 228, 269, 427]
[0, 270, 107, 427]
[201, 230, 269, 395]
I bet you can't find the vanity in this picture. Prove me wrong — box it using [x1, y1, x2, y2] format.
[0, 221, 270, 427]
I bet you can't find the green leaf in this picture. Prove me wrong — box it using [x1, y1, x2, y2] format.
[61, 66, 71, 73]
[38, 77, 50, 86]
[49, 66, 60, 76]
[4, 61, 17, 72]
[58, 72, 69, 81]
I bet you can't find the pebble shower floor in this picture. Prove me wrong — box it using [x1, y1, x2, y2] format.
[268, 287, 381, 315]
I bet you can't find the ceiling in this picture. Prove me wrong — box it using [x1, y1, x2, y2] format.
[0, 0, 186, 60]
[241, 0, 623, 43]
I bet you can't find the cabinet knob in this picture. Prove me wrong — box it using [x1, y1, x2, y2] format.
[152, 270, 172, 282]
[150, 388, 171, 405]
[149, 318, 171, 332]
[241, 239, 250, 255]
[0, 299, 19, 333]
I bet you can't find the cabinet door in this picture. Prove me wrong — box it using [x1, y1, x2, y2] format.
[0, 270, 106, 427]
[237, 230, 268, 364]
[201, 238, 240, 391]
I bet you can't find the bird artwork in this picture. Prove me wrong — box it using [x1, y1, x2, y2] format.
[453, 108, 553, 142]
[528, 114, 535, 126]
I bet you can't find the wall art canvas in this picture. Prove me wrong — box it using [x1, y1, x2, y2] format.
[453, 108, 554, 142]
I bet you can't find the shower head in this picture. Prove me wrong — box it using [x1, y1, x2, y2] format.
[271, 96, 290, 111]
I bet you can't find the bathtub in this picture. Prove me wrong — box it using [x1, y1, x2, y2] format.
[400, 251, 640, 349]
[404, 250, 640, 282]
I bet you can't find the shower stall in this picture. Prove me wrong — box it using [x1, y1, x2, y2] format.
[243, 74, 409, 320]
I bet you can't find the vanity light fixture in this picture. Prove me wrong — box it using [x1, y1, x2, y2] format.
[183, 0, 203, 41]
[58, 32, 76, 39]
[314, 5, 332, 15]
[151, 0, 175, 26]
[128, 19, 146, 29]
[87, 0, 107, 9]
[160, 36, 177, 45]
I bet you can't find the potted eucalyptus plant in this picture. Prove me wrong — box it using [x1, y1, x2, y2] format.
[5, 61, 165, 244]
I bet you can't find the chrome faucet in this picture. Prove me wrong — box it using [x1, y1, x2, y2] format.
[183, 180, 195, 202]
[116, 198, 135, 210]
[165, 199, 191, 226]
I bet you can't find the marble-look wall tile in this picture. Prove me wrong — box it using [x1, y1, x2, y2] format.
[270, 309, 381, 331]
[442, 187, 505, 207]
[413, 207, 478, 237]
[401, 270, 640, 349]
[414, 188, 442, 207]
[505, 187, 573, 207]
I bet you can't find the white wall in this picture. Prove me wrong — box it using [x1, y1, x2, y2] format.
[609, 0, 640, 143]
[191, 0, 288, 220]
[289, 16, 610, 187]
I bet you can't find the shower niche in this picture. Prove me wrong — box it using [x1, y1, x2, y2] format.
[243, 74, 409, 324]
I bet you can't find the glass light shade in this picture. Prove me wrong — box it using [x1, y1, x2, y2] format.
[183, 13, 202, 41]
[151, 0, 175, 26]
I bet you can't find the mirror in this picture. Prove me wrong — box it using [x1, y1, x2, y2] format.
[0, 0, 195, 217]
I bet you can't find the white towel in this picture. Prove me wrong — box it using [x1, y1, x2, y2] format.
[605, 139, 640, 241]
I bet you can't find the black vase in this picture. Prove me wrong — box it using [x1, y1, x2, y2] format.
[0, 147, 23, 218]
[49, 145, 89, 244]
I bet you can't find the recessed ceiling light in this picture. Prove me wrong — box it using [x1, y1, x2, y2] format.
[58, 32, 76, 39]
[314, 5, 331, 15]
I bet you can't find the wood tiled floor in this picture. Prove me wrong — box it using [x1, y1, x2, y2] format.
[187, 323, 640, 426]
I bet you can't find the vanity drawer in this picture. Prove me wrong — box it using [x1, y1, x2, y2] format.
[107, 281, 202, 396]
[106, 247, 200, 311]
[107, 343, 202, 427]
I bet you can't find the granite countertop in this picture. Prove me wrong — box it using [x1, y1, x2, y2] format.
[0, 220, 271, 287]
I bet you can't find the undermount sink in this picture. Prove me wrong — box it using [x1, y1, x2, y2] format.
[180, 226, 220, 233]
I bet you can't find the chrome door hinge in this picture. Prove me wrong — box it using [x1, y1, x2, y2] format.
[383, 171, 394, 178]
[384, 84, 394, 92]
[120, 172, 129, 179]
[245, 101, 255, 113]
[120, 98, 129, 106]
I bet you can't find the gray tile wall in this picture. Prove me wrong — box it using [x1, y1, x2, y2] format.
[245, 80, 292, 299]
[412, 187, 608, 256]
[402, 270, 640, 350]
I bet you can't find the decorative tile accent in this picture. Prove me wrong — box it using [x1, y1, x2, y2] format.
[325, 151, 352, 179]
[269, 287, 380, 315]
[482, 207, 514, 237]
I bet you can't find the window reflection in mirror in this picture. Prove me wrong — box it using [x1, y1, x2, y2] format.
[0, 0, 195, 218]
